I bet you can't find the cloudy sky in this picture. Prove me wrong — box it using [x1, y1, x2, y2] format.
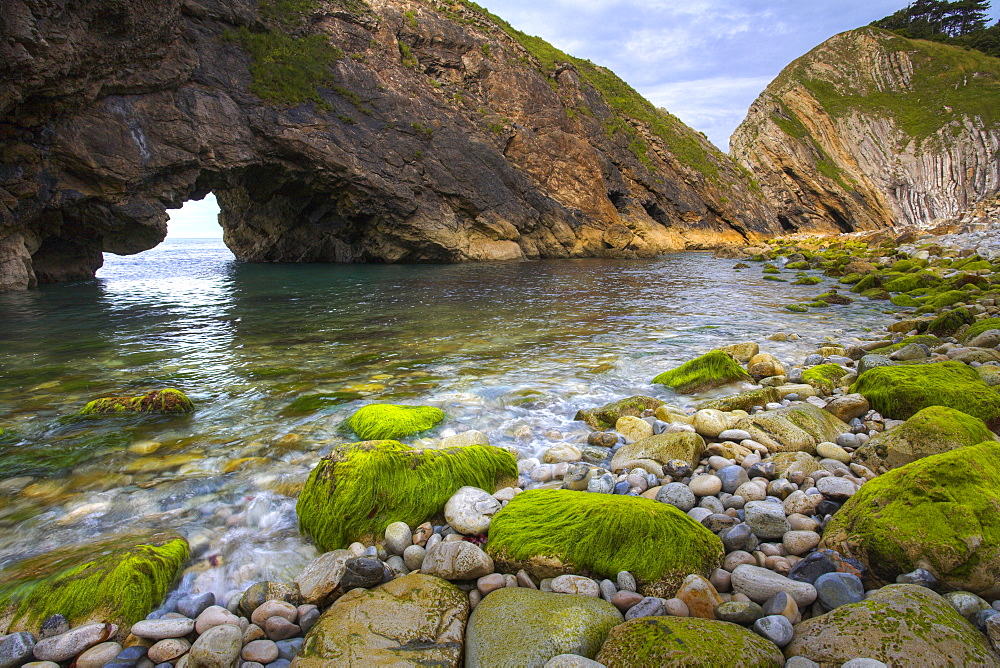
[167, 0, 999, 237]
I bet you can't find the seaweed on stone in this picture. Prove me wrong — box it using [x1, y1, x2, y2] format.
[850, 361, 1000, 427]
[296, 441, 517, 551]
[345, 404, 445, 440]
[574, 396, 664, 430]
[926, 307, 974, 337]
[0, 533, 188, 634]
[802, 364, 849, 392]
[651, 351, 751, 395]
[962, 317, 1000, 343]
[486, 489, 724, 597]
[78, 389, 194, 415]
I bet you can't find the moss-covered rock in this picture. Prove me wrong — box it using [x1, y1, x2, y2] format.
[464, 587, 622, 667]
[297, 441, 516, 551]
[822, 441, 1000, 597]
[0, 533, 188, 638]
[595, 617, 783, 668]
[609, 432, 705, 472]
[801, 364, 848, 393]
[926, 307, 974, 337]
[850, 361, 1000, 427]
[574, 396, 664, 430]
[486, 489, 724, 597]
[884, 272, 941, 293]
[854, 406, 995, 474]
[782, 584, 998, 666]
[733, 403, 850, 453]
[651, 351, 751, 395]
[698, 387, 781, 413]
[345, 404, 444, 440]
[295, 573, 468, 667]
[78, 389, 194, 415]
[962, 317, 1000, 342]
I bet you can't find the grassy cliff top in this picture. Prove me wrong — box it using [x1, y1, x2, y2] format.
[771, 26, 1000, 143]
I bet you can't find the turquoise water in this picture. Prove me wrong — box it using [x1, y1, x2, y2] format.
[0, 239, 892, 600]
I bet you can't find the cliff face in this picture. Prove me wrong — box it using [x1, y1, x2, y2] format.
[731, 27, 1000, 235]
[0, 0, 779, 291]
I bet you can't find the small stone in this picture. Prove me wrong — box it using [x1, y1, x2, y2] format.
[0, 632, 35, 668]
[625, 596, 666, 620]
[731, 564, 817, 607]
[75, 642, 123, 668]
[131, 617, 196, 640]
[663, 459, 693, 479]
[32, 623, 116, 663]
[177, 592, 215, 619]
[250, 600, 297, 628]
[516, 570, 538, 589]
[710, 568, 732, 593]
[752, 614, 794, 647]
[298, 608, 320, 635]
[721, 523, 753, 553]
[663, 598, 689, 617]
[587, 472, 615, 494]
[420, 540, 494, 580]
[611, 590, 643, 613]
[543, 655, 606, 668]
[195, 606, 242, 635]
[815, 442, 851, 463]
[477, 573, 506, 596]
[896, 568, 938, 589]
[784, 658, 821, 668]
[717, 465, 750, 495]
[403, 544, 426, 571]
[38, 615, 69, 639]
[816, 476, 856, 501]
[412, 522, 433, 546]
[238, 582, 299, 618]
[242, 640, 279, 664]
[550, 575, 600, 597]
[384, 521, 412, 555]
[340, 557, 385, 589]
[744, 500, 790, 540]
[243, 624, 266, 644]
[702, 513, 737, 533]
[588, 432, 619, 448]
[714, 600, 764, 625]
[693, 410, 730, 438]
[616, 416, 654, 443]
[986, 615, 1000, 652]
[689, 474, 722, 496]
[815, 572, 865, 610]
[616, 571, 637, 592]
[782, 530, 821, 556]
[762, 591, 800, 624]
[942, 591, 991, 621]
[599, 579, 617, 602]
[187, 624, 242, 668]
[275, 638, 304, 661]
[675, 574, 722, 619]
[841, 661, 889, 668]
[718, 429, 752, 442]
[264, 616, 300, 642]
[147, 639, 190, 664]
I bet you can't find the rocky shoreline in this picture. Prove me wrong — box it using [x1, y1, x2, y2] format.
[3, 225, 1000, 667]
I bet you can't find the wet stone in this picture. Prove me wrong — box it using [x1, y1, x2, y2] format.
[298, 608, 321, 635]
[624, 596, 666, 620]
[752, 614, 794, 647]
[815, 572, 865, 611]
[0, 632, 35, 668]
[275, 638, 304, 661]
[721, 523, 753, 553]
[611, 591, 643, 613]
[339, 557, 384, 589]
[239, 582, 300, 617]
[896, 568, 938, 590]
[38, 615, 69, 639]
[251, 601, 297, 628]
[714, 601, 764, 626]
[177, 592, 215, 619]
[587, 432, 619, 448]
[717, 465, 749, 494]
[32, 623, 116, 663]
[131, 617, 196, 640]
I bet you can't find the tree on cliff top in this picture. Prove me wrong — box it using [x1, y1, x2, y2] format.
[873, 1, 1000, 57]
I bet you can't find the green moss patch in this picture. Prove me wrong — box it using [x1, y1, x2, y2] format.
[79, 389, 193, 415]
[802, 364, 849, 392]
[574, 396, 664, 430]
[699, 387, 781, 413]
[823, 442, 1000, 595]
[851, 361, 1000, 426]
[926, 307, 974, 337]
[595, 617, 783, 668]
[346, 404, 445, 440]
[0, 533, 188, 634]
[297, 441, 516, 550]
[486, 489, 723, 597]
[652, 351, 752, 395]
[962, 317, 1000, 342]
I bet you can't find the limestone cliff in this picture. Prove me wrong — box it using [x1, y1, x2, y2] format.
[731, 27, 1000, 234]
[0, 0, 778, 291]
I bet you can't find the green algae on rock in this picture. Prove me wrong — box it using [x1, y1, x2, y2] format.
[822, 441, 1000, 597]
[574, 396, 665, 430]
[345, 404, 445, 440]
[464, 587, 622, 667]
[486, 489, 723, 598]
[801, 363, 849, 392]
[853, 406, 995, 474]
[595, 617, 783, 668]
[651, 351, 751, 395]
[297, 441, 516, 551]
[926, 306, 974, 337]
[78, 389, 194, 415]
[295, 573, 468, 667]
[0, 533, 188, 637]
[850, 361, 1000, 427]
[782, 584, 999, 666]
[962, 317, 1000, 342]
[698, 387, 781, 413]
[610, 432, 706, 472]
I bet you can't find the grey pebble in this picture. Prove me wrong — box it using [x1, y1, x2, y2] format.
[0, 632, 35, 668]
[656, 483, 696, 512]
[177, 592, 216, 619]
[625, 597, 666, 620]
[815, 572, 865, 610]
[616, 571, 637, 592]
[599, 579, 617, 602]
[752, 614, 794, 647]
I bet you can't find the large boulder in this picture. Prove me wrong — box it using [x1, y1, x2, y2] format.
[296, 441, 517, 551]
[783, 584, 998, 666]
[733, 403, 850, 453]
[823, 441, 1000, 597]
[595, 617, 783, 667]
[464, 588, 622, 667]
[853, 406, 995, 474]
[609, 432, 705, 472]
[850, 361, 1000, 427]
[574, 396, 664, 430]
[293, 573, 467, 667]
[486, 489, 724, 597]
[345, 404, 445, 440]
[0, 533, 188, 639]
[651, 352, 752, 395]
